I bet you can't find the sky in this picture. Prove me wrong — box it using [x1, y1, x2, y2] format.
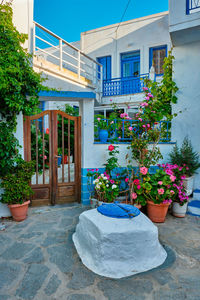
[34, 0, 168, 43]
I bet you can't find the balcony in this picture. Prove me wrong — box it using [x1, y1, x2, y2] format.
[94, 119, 171, 144]
[186, 0, 200, 14]
[102, 74, 149, 97]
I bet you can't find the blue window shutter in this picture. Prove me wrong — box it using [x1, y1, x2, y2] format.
[97, 56, 111, 80]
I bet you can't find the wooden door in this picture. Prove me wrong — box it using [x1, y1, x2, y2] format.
[24, 110, 81, 206]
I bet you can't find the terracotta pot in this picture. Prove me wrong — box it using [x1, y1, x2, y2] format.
[147, 200, 170, 223]
[172, 202, 188, 218]
[134, 203, 142, 210]
[8, 200, 30, 222]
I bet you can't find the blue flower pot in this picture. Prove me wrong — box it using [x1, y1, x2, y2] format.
[57, 155, 62, 166]
[99, 129, 109, 143]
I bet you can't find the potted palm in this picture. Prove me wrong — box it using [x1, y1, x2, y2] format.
[0, 159, 35, 222]
[169, 137, 200, 196]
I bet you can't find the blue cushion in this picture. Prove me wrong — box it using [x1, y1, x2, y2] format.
[97, 202, 140, 218]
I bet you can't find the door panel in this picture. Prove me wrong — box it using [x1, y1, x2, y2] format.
[24, 110, 81, 206]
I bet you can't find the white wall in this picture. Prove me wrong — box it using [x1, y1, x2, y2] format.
[81, 12, 171, 80]
[172, 41, 200, 188]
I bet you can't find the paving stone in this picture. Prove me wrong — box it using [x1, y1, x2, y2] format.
[44, 274, 61, 296]
[0, 262, 21, 289]
[0, 235, 12, 254]
[23, 247, 44, 264]
[97, 278, 152, 299]
[59, 217, 74, 228]
[67, 264, 96, 290]
[19, 232, 42, 239]
[67, 294, 96, 300]
[0, 295, 13, 300]
[62, 207, 85, 218]
[47, 245, 73, 273]
[153, 289, 187, 300]
[27, 222, 56, 232]
[16, 264, 49, 300]
[151, 270, 173, 286]
[178, 275, 200, 290]
[1, 242, 34, 260]
[42, 232, 67, 247]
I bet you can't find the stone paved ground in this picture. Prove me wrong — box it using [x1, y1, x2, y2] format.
[0, 204, 200, 300]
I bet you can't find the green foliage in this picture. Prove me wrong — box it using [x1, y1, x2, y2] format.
[169, 137, 200, 176]
[0, 159, 35, 204]
[0, 2, 45, 127]
[104, 146, 119, 175]
[0, 121, 21, 177]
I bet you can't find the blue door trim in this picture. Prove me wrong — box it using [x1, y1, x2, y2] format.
[120, 50, 140, 78]
[149, 45, 167, 76]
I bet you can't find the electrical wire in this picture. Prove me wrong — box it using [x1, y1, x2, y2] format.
[115, 0, 132, 33]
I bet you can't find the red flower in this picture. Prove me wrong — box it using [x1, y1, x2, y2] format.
[108, 145, 115, 151]
[133, 179, 140, 185]
[57, 121, 59, 124]
[46, 128, 49, 134]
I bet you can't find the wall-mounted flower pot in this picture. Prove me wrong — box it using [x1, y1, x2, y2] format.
[147, 200, 170, 223]
[99, 129, 109, 143]
[172, 202, 188, 218]
[8, 200, 30, 222]
[183, 176, 194, 196]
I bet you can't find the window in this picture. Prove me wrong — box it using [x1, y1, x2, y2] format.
[121, 51, 140, 78]
[97, 56, 111, 80]
[149, 45, 167, 75]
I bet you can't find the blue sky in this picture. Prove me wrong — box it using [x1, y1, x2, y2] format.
[34, 0, 168, 43]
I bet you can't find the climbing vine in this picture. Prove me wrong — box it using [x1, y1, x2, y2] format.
[0, 1, 46, 176]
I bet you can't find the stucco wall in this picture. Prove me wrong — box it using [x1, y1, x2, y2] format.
[172, 41, 200, 188]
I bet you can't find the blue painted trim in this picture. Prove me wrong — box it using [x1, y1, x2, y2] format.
[97, 56, 112, 80]
[120, 50, 140, 78]
[38, 91, 96, 99]
[186, 0, 189, 14]
[149, 45, 167, 75]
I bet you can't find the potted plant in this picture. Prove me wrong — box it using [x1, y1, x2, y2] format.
[0, 159, 35, 222]
[145, 168, 173, 223]
[94, 115, 109, 143]
[160, 163, 189, 217]
[169, 137, 200, 196]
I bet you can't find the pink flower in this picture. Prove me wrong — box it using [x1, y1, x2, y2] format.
[110, 99, 112, 102]
[137, 185, 141, 190]
[138, 118, 143, 122]
[142, 125, 146, 128]
[181, 175, 186, 180]
[133, 179, 140, 185]
[118, 136, 121, 139]
[97, 118, 101, 121]
[129, 126, 133, 131]
[44, 155, 47, 160]
[147, 93, 153, 98]
[108, 145, 115, 151]
[170, 175, 176, 182]
[110, 180, 115, 184]
[128, 106, 130, 109]
[166, 169, 174, 176]
[158, 188, 164, 195]
[147, 124, 150, 128]
[145, 96, 150, 101]
[158, 181, 163, 185]
[163, 199, 172, 204]
[167, 185, 171, 188]
[95, 168, 99, 171]
[125, 178, 129, 183]
[110, 121, 114, 124]
[186, 167, 189, 170]
[140, 167, 148, 175]
[170, 190, 175, 194]
[143, 87, 148, 91]
[131, 192, 137, 200]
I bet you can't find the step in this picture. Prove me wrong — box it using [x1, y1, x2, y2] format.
[193, 189, 200, 201]
[187, 200, 200, 217]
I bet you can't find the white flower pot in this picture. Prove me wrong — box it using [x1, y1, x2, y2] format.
[183, 176, 194, 196]
[172, 202, 188, 218]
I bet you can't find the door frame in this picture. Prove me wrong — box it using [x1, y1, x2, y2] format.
[121, 50, 140, 78]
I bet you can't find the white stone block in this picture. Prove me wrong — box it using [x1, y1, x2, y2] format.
[73, 209, 167, 278]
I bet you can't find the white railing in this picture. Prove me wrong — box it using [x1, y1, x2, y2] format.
[33, 21, 102, 88]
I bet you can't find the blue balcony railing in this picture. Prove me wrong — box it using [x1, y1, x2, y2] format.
[103, 73, 149, 97]
[186, 0, 200, 14]
[94, 119, 171, 143]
